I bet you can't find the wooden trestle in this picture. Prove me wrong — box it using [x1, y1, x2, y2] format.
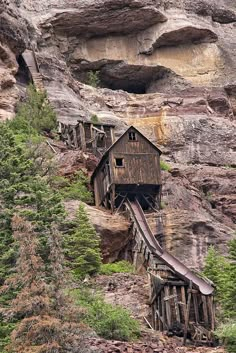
[123, 198, 215, 345]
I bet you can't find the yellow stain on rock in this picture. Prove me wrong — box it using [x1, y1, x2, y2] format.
[125, 107, 169, 145]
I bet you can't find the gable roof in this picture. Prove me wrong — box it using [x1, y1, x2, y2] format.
[91, 126, 162, 182]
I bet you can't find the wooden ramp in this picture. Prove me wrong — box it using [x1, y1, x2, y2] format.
[22, 50, 45, 92]
[124, 198, 215, 345]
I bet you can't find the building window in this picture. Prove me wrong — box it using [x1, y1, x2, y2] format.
[128, 132, 137, 141]
[115, 158, 124, 167]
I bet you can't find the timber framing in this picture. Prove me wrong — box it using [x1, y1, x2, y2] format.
[59, 120, 115, 156]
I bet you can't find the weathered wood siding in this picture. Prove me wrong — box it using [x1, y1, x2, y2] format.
[94, 158, 110, 206]
[110, 130, 161, 185]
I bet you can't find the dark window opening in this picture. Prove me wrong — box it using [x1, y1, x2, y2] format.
[115, 158, 124, 167]
[128, 132, 137, 141]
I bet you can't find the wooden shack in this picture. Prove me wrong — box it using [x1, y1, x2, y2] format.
[59, 120, 115, 156]
[91, 126, 162, 212]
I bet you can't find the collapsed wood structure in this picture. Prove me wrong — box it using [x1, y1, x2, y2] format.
[91, 126, 215, 345]
[59, 120, 115, 156]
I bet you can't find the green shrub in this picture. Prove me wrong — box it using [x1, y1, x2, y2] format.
[216, 321, 236, 353]
[51, 171, 93, 203]
[160, 201, 166, 209]
[0, 321, 16, 352]
[100, 261, 134, 275]
[86, 71, 100, 88]
[90, 114, 100, 124]
[71, 288, 140, 341]
[160, 160, 171, 172]
[64, 204, 102, 280]
[8, 84, 57, 137]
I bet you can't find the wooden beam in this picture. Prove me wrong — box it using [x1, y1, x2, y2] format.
[173, 286, 180, 323]
[157, 297, 162, 331]
[164, 293, 178, 301]
[72, 128, 78, 148]
[79, 123, 86, 151]
[164, 286, 172, 328]
[161, 289, 166, 331]
[144, 316, 154, 330]
[201, 295, 209, 326]
[208, 295, 215, 331]
[193, 293, 199, 324]
[181, 286, 187, 322]
[183, 281, 192, 346]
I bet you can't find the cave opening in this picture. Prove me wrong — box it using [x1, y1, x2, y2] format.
[15, 54, 31, 86]
[101, 79, 147, 94]
[72, 63, 183, 95]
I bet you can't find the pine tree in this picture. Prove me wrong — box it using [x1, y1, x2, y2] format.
[64, 204, 102, 280]
[8, 84, 57, 137]
[0, 123, 64, 285]
[224, 239, 236, 318]
[3, 216, 88, 353]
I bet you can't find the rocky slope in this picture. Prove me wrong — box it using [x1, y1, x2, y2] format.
[2, 0, 236, 269]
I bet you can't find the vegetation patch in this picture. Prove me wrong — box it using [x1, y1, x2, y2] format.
[216, 321, 236, 353]
[100, 261, 134, 275]
[86, 71, 100, 88]
[160, 160, 172, 172]
[203, 240, 236, 353]
[64, 204, 102, 280]
[71, 288, 140, 341]
[50, 170, 93, 203]
[8, 84, 57, 138]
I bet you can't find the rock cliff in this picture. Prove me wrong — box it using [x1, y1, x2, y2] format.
[2, 0, 236, 269]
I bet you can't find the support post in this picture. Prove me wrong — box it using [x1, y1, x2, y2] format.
[193, 293, 199, 324]
[72, 127, 78, 148]
[173, 286, 180, 323]
[201, 295, 209, 326]
[183, 281, 192, 346]
[164, 286, 172, 328]
[79, 123, 86, 151]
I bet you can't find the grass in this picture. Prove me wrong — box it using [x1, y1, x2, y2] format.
[50, 170, 93, 203]
[160, 160, 171, 172]
[71, 288, 140, 341]
[100, 261, 134, 275]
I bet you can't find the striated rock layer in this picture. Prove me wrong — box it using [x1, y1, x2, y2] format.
[1, 0, 236, 269]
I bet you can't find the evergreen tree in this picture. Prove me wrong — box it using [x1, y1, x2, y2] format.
[2, 216, 87, 353]
[8, 84, 57, 137]
[224, 239, 236, 318]
[203, 245, 230, 303]
[64, 204, 102, 280]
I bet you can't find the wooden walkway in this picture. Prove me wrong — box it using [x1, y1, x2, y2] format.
[22, 49, 45, 92]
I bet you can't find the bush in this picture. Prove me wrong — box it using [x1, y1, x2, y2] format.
[100, 261, 134, 275]
[51, 171, 93, 203]
[0, 321, 16, 352]
[216, 321, 236, 353]
[86, 71, 100, 88]
[90, 114, 100, 124]
[8, 84, 57, 137]
[160, 160, 171, 172]
[72, 288, 140, 341]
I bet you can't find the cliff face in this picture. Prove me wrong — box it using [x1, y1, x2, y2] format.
[0, 0, 28, 120]
[3, 0, 236, 268]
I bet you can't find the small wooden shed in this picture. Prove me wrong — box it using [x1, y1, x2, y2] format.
[91, 126, 162, 211]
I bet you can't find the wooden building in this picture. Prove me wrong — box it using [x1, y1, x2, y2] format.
[59, 120, 115, 156]
[91, 126, 162, 212]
